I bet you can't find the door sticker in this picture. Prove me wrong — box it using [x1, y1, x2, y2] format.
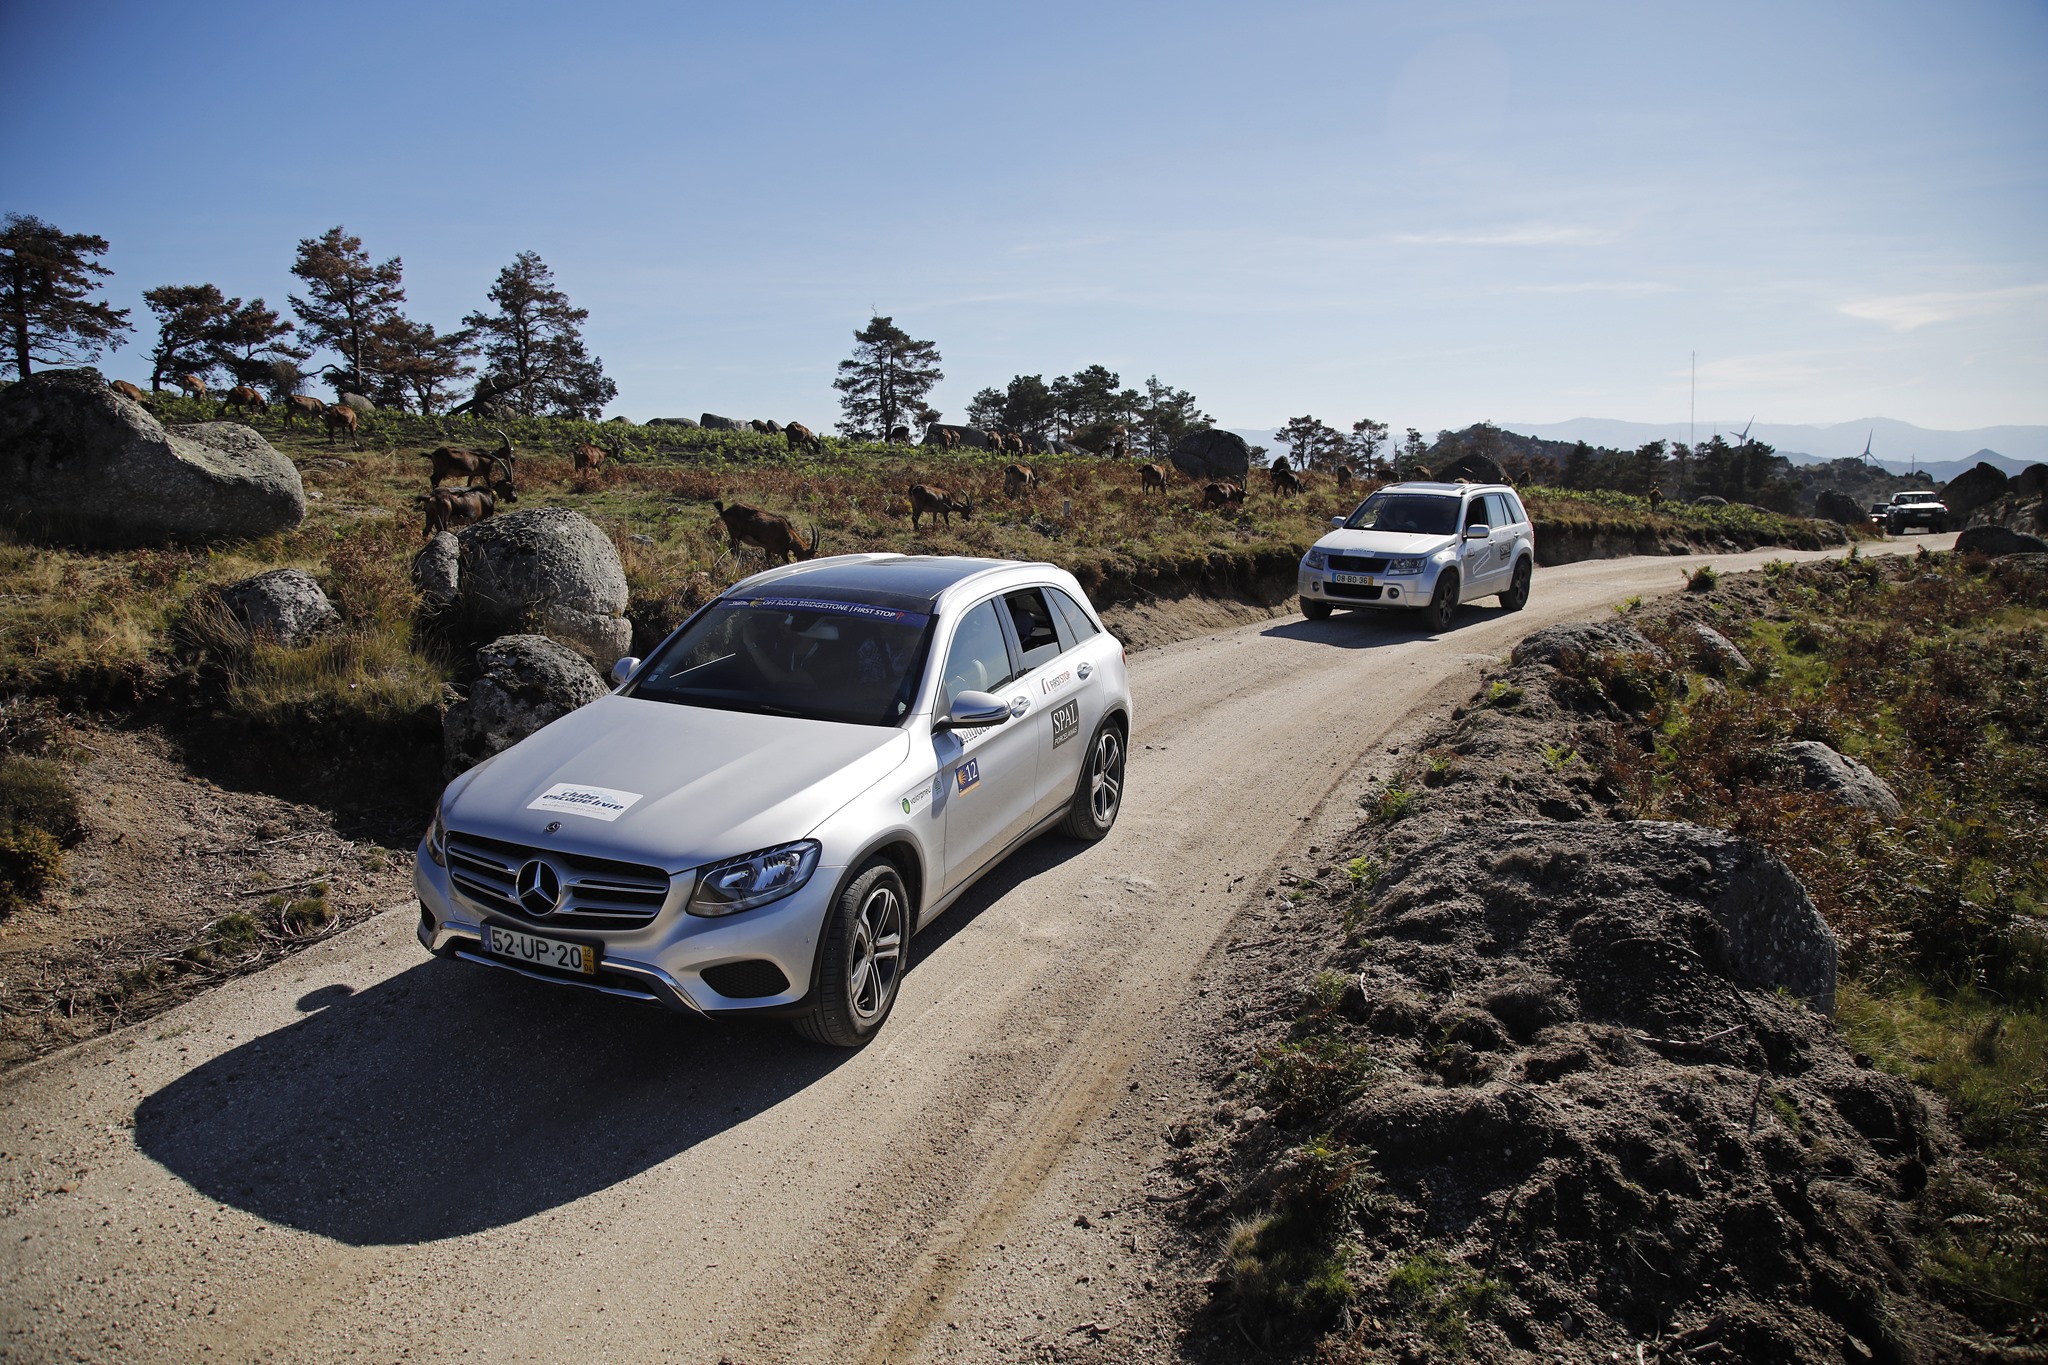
[901, 778, 938, 816]
[1050, 699, 1081, 749]
[1039, 668, 1072, 695]
[526, 782, 643, 822]
[955, 759, 981, 794]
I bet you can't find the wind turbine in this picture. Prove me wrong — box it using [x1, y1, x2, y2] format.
[1860, 431, 1874, 466]
[1732, 417, 1755, 446]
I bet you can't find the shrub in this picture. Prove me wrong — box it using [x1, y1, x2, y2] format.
[1686, 563, 1720, 592]
[0, 824, 63, 916]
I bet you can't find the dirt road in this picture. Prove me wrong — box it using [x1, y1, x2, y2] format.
[0, 535, 1951, 1364]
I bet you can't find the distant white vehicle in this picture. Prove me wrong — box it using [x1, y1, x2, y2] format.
[1297, 481, 1537, 630]
[1883, 491, 1947, 535]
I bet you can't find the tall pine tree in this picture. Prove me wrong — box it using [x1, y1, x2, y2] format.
[288, 226, 405, 400]
[0, 214, 131, 380]
[462, 252, 615, 418]
[833, 316, 942, 439]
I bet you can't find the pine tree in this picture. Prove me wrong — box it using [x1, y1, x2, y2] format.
[833, 316, 942, 439]
[211, 297, 305, 392]
[1346, 419, 1390, 477]
[376, 316, 477, 415]
[1273, 415, 1346, 470]
[1138, 376, 1210, 460]
[462, 252, 615, 418]
[142, 284, 228, 390]
[288, 226, 406, 399]
[0, 214, 131, 380]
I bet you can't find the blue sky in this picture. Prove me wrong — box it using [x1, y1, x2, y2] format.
[4, 1, 2043, 435]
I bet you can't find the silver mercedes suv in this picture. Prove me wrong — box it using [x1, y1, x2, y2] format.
[415, 555, 1133, 1047]
[1297, 481, 1536, 630]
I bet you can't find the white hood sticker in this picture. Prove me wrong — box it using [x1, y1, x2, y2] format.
[527, 782, 644, 822]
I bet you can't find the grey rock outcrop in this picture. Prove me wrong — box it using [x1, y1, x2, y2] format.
[1813, 488, 1867, 525]
[607, 415, 637, 426]
[454, 507, 632, 664]
[1434, 451, 1507, 485]
[922, 423, 993, 449]
[218, 568, 340, 646]
[1682, 622, 1751, 679]
[443, 634, 608, 774]
[411, 531, 460, 606]
[0, 369, 305, 547]
[1956, 524, 2048, 557]
[337, 393, 375, 415]
[1691, 494, 1729, 507]
[700, 413, 745, 431]
[1776, 740, 1903, 820]
[1167, 428, 1251, 481]
[1510, 620, 1666, 671]
[646, 416, 699, 428]
[1937, 461, 2006, 520]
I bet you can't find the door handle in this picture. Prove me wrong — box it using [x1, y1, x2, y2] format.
[1077, 662, 1093, 680]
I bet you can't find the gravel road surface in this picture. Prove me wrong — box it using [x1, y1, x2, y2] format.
[0, 534, 1952, 1364]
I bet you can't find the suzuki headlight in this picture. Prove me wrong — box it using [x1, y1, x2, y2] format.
[1385, 557, 1424, 575]
[1303, 548, 1328, 570]
[688, 841, 821, 917]
[424, 807, 447, 867]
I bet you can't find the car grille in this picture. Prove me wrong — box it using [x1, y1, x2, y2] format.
[1326, 581, 1385, 600]
[1329, 554, 1390, 574]
[445, 831, 673, 930]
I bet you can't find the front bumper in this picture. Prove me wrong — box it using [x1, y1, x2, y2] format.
[1297, 563, 1432, 608]
[414, 839, 836, 1015]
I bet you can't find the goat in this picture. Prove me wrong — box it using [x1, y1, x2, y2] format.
[1003, 464, 1037, 498]
[1198, 481, 1245, 511]
[749, 419, 782, 436]
[1270, 466, 1304, 496]
[1139, 463, 1170, 493]
[1336, 467, 1353, 491]
[426, 429, 516, 489]
[422, 486, 499, 538]
[284, 394, 327, 427]
[323, 403, 360, 448]
[1648, 487, 1665, 508]
[571, 441, 606, 473]
[783, 421, 823, 454]
[887, 424, 910, 444]
[221, 385, 267, 417]
[108, 379, 151, 407]
[909, 484, 973, 530]
[174, 374, 208, 402]
[712, 501, 820, 563]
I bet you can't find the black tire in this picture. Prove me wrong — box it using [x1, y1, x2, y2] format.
[1300, 596, 1333, 620]
[1886, 516, 1901, 537]
[1500, 557, 1532, 612]
[1423, 573, 1459, 632]
[794, 860, 909, 1048]
[1059, 720, 1127, 841]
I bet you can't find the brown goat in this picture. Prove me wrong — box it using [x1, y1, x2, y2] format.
[1336, 466, 1353, 491]
[173, 374, 208, 402]
[908, 484, 973, 530]
[1003, 463, 1037, 498]
[783, 421, 823, 454]
[1198, 480, 1246, 511]
[1139, 463, 1170, 493]
[221, 385, 267, 417]
[713, 501, 820, 563]
[937, 428, 960, 452]
[108, 379, 150, 406]
[427, 429, 516, 488]
[749, 419, 781, 435]
[422, 486, 499, 538]
[283, 394, 327, 427]
[1647, 486, 1665, 508]
[1270, 466, 1304, 496]
[887, 424, 910, 444]
[323, 403, 360, 448]
[571, 441, 606, 473]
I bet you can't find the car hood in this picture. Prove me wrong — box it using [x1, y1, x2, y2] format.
[1313, 529, 1456, 558]
[442, 695, 910, 873]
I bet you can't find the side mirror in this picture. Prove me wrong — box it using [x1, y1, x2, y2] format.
[1330, 516, 1346, 529]
[932, 690, 1010, 732]
[610, 656, 642, 687]
[1463, 525, 1490, 540]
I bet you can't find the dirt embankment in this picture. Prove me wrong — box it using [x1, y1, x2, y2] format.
[1156, 576, 2029, 1361]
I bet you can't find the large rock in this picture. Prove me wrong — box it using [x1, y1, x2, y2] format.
[1681, 622, 1751, 679]
[645, 416, 699, 428]
[1167, 428, 1251, 481]
[411, 531, 460, 606]
[922, 423, 992, 450]
[1776, 741, 1902, 820]
[1956, 524, 2048, 557]
[606, 415, 637, 426]
[700, 413, 745, 431]
[2013, 463, 2047, 499]
[1434, 450, 1507, 485]
[337, 393, 375, 415]
[443, 635, 608, 775]
[1813, 488, 1867, 525]
[1510, 620, 1666, 670]
[1937, 461, 2006, 519]
[0, 369, 305, 547]
[454, 507, 632, 664]
[218, 568, 340, 647]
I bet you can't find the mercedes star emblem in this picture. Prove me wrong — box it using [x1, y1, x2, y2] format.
[515, 859, 563, 916]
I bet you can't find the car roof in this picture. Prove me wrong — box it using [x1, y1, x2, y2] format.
[1378, 481, 1507, 496]
[729, 554, 1050, 613]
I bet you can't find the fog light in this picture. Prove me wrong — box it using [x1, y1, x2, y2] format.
[1388, 587, 1401, 599]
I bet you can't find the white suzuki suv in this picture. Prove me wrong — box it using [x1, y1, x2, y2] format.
[1297, 481, 1536, 630]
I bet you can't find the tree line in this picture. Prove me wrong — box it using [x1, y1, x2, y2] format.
[0, 213, 616, 418]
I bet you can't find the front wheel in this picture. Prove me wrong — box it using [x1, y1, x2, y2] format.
[1423, 573, 1459, 632]
[795, 860, 908, 1048]
[1060, 722, 1127, 841]
[1300, 596, 1332, 620]
[1500, 558, 1532, 612]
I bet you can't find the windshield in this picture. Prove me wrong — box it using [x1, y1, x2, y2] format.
[628, 595, 935, 726]
[1344, 492, 1460, 536]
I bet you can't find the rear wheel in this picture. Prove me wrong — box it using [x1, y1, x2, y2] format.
[1060, 721, 1127, 841]
[1300, 597, 1332, 620]
[1423, 573, 1459, 632]
[794, 860, 908, 1048]
[1500, 557, 1532, 612]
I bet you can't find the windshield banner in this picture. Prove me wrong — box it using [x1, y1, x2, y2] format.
[727, 596, 930, 626]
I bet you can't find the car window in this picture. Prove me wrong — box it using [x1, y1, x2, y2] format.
[1346, 493, 1459, 535]
[1503, 490, 1528, 525]
[1483, 492, 1512, 527]
[1047, 588, 1099, 648]
[1003, 589, 1063, 671]
[938, 599, 1016, 712]
[1464, 496, 1493, 528]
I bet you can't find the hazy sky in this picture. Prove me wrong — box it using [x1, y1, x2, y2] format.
[4, 1, 2043, 435]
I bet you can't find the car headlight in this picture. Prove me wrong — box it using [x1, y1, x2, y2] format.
[688, 841, 821, 917]
[1303, 548, 1327, 570]
[424, 808, 447, 866]
[1385, 557, 1425, 575]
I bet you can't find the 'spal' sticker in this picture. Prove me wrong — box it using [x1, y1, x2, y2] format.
[1050, 699, 1081, 749]
[955, 759, 981, 794]
[527, 782, 643, 822]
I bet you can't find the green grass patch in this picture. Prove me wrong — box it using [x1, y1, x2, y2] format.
[1383, 1250, 1502, 1354]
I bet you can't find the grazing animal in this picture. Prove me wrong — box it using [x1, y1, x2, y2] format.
[174, 374, 208, 402]
[1270, 466, 1304, 496]
[427, 429, 517, 489]
[783, 421, 823, 454]
[937, 428, 960, 452]
[571, 441, 606, 473]
[1647, 487, 1665, 508]
[1199, 481, 1246, 510]
[1139, 463, 1170, 493]
[1003, 463, 1037, 498]
[909, 484, 973, 530]
[322, 403, 360, 447]
[284, 394, 327, 427]
[108, 379, 150, 406]
[221, 385, 267, 417]
[712, 501, 820, 563]
[1336, 467, 1353, 491]
[887, 425, 910, 444]
[422, 486, 499, 538]
[749, 419, 782, 436]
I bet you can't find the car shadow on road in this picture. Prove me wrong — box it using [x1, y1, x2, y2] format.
[901, 830, 1095, 963]
[1260, 604, 1513, 648]
[132, 957, 848, 1247]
